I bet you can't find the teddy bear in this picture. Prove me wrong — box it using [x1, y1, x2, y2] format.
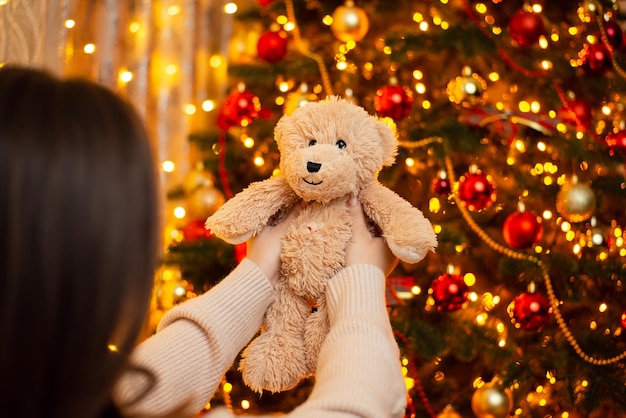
[205, 95, 437, 394]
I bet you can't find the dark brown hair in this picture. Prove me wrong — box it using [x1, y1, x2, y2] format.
[0, 66, 160, 418]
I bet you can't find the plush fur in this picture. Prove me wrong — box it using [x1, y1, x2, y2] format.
[205, 96, 437, 393]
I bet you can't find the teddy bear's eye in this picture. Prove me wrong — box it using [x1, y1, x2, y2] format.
[336, 139, 347, 149]
[308, 139, 317, 146]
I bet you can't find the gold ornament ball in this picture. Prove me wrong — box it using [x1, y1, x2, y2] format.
[471, 384, 513, 418]
[556, 181, 596, 223]
[188, 186, 225, 219]
[446, 67, 486, 108]
[183, 166, 215, 193]
[437, 404, 462, 418]
[331, 1, 369, 42]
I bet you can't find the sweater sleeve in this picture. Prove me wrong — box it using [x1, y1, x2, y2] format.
[205, 264, 407, 418]
[113, 258, 275, 417]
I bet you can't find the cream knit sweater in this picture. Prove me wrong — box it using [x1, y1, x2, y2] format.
[113, 259, 406, 418]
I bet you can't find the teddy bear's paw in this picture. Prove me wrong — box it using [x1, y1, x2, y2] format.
[387, 240, 429, 264]
[239, 331, 311, 393]
[240, 343, 309, 393]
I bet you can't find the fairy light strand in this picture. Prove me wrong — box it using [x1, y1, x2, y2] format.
[285, 0, 334, 96]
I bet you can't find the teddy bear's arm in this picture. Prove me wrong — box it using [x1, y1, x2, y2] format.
[359, 183, 437, 264]
[205, 176, 300, 244]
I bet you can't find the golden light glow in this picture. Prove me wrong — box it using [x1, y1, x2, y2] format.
[167, 5, 181, 16]
[242, 136, 254, 148]
[173, 206, 186, 219]
[464, 273, 476, 286]
[254, 156, 265, 166]
[224, 3, 238, 14]
[108, 344, 118, 352]
[64, 19, 76, 29]
[209, 55, 223, 68]
[165, 64, 177, 75]
[184, 104, 196, 115]
[84, 43, 96, 54]
[202, 100, 215, 112]
[162, 161, 175, 172]
[223, 382, 233, 392]
[429, 197, 441, 213]
[241, 400, 250, 409]
[119, 70, 133, 83]
[129, 21, 140, 33]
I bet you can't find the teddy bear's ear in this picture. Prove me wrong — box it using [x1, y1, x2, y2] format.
[375, 117, 399, 167]
[274, 113, 290, 152]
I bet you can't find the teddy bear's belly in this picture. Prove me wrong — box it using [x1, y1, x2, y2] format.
[280, 201, 352, 300]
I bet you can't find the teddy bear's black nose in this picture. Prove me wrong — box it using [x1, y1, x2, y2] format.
[307, 161, 322, 173]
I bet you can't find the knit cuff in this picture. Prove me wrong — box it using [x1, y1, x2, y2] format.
[325, 264, 388, 326]
[159, 258, 275, 353]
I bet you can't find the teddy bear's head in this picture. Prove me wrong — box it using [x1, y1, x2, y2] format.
[274, 96, 398, 204]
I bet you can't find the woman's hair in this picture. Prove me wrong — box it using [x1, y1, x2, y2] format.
[0, 66, 161, 418]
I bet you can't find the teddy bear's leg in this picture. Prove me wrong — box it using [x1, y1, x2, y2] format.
[239, 279, 311, 393]
[303, 295, 330, 372]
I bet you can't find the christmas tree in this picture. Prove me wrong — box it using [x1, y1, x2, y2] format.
[156, 0, 626, 416]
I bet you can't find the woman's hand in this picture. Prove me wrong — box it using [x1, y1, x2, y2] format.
[246, 203, 302, 287]
[345, 197, 398, 276]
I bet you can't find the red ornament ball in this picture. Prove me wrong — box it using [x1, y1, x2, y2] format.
[508, 10, 545, 46]
[502, 211, 543, 249]
[374, 84, 414, 121]
[432, 175, 452, 196]
[257, 31, 288, 63]
[256, 0, 273, 6]
[430, 273, 468, 312]
[183, 219, 213, 241]
[600, 19, 623, 48]
[217, 89, 261, 130]
[456, 171, 497, 212]
[508, 291, 551, 331]
[582, 43, 612, 76]
[559, 98, 593, 130]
